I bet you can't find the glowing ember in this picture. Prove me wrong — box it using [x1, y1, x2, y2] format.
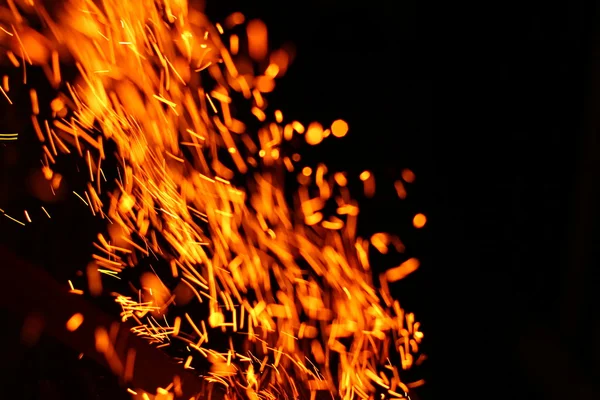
[1, 0, 425, 399]
[413, 213, 427, 229]
[66, 312, 84, 331]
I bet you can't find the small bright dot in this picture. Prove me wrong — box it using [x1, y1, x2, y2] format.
[66, 313, 84, 332]
[413, 213, 427, 228]
[331, 119, 349, 138]
[228, 147, 236, 153]
[302, 166, 312, 176]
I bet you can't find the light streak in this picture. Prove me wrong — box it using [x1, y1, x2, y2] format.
[0, 133, 18, 140]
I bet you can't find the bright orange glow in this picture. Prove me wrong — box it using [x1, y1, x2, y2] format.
[371, 233, 390, 254]
[269, 48, 290, 76]
[305, 122, 324, 145]
[247, 19, 268, 61]
[331, 119, 349, 138]
[29, 89, 38, 115]
[18, 30, 49, 64]
[229, 34, 239, 55]
[274, 109, 283, 123]
[225, 12, 245, 29]
[402, 168, 416, 183]
[413, 213, 427, 228]
[66, 313, 84, 331]
[385, 258, 420, 282]
[334, 172, 347, 186]
[95, 327, 109, 353]
[254, 75, 275, 92]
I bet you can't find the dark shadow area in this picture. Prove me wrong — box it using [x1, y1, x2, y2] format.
[432, 1, 600, 399]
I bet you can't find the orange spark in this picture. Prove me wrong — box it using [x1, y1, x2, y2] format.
[402, 168, 416, 183]
[66, 313, 84, 331]
[413, 213, 427, 228]
[247, 19, 268, 61]
[385, 258, 420, 282]
[331, 119, 349, 138]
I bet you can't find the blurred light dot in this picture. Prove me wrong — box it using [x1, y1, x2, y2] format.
[413, 213, 427, 228]
[66, 313, 84, 332]
[359, 170, 371, 181]
[402, 168, 416, 183]
[331, 119, 349, 138]
[274, 109, 283, 123]
[247, 19, 268, 61]
[305, 122, 324, 145]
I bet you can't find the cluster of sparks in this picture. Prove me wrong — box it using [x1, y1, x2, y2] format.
[0, 0, 425, 399]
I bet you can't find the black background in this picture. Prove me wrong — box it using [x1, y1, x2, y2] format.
[1, 0, 600, 399]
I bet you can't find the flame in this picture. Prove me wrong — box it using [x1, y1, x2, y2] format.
[1, 0, 424, 399]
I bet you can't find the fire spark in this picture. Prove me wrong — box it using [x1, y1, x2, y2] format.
[0, 1, 425, 399]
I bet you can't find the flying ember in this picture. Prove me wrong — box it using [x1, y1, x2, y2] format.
[0, 0, 425, 399]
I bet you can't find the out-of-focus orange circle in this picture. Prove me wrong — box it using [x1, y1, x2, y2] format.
[331, 119, 349, 138]
[402, 168, 416, 183]
[413, 213, 427, 228]
[305, 122, 324, 145]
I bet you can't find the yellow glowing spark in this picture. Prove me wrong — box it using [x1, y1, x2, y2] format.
[4, 213, 25, 226]
[0, 85, 11, 104]
[0, 25, 13, 36]
[41, 206, 51, 218]
[305, 122, 324, 145]
[0, 133, 17, 140]
[73, 191, 89, 206]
